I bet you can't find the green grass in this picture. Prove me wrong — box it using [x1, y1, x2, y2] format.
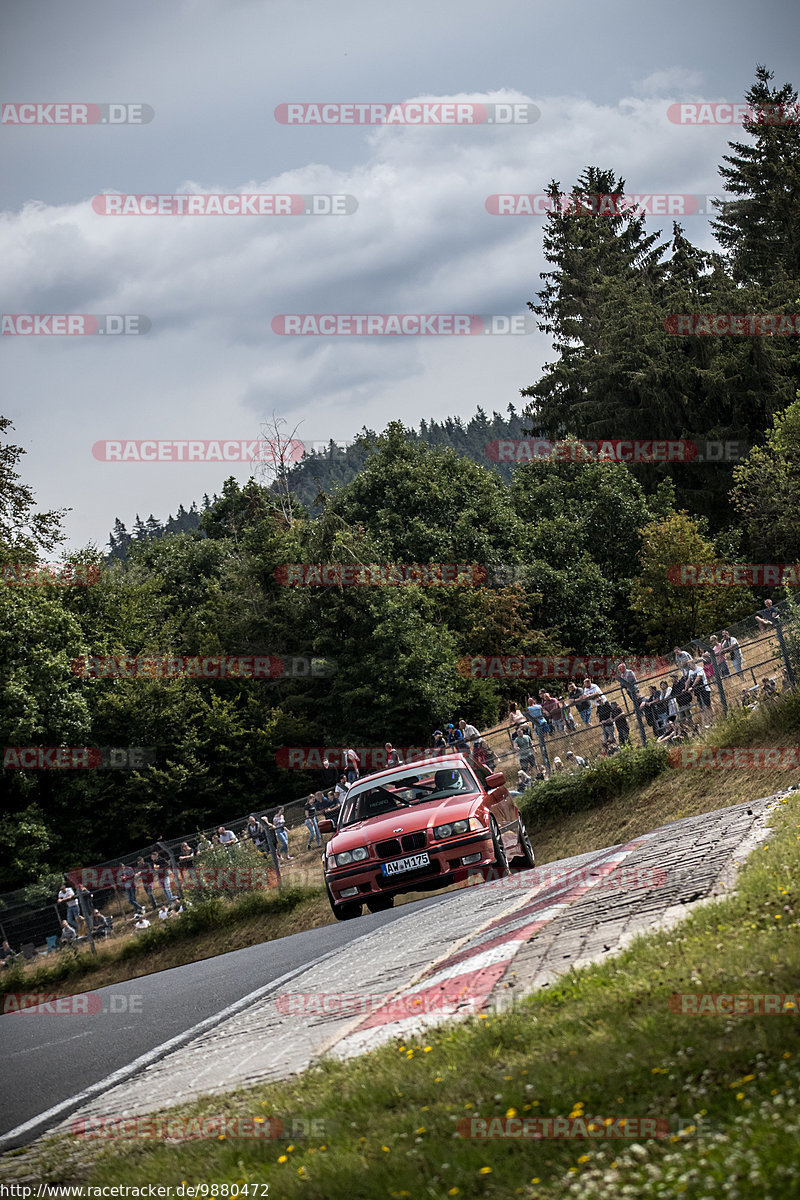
[4, 789, 799, 1199]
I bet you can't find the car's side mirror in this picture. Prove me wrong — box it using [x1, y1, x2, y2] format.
[485, 772, 506, 789]
[318, 819, 334, 834]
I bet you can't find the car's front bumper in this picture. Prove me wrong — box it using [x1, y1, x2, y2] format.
[324, 830, 495, 903]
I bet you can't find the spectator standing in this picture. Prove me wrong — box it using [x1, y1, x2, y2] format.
[688, 661, 713, 727]
[458, 719, 481, 754]
[177, 843, 195, 878]
[304, 794, 322, 850]
[616, 662, 640, 706]
[150, 850, 174, 903]
[343, 748, 361, 783]
[218, 826, 238, 849]
[514, 727, 537, 773]
[272, 806, 293, 861]
[135, 857, 157, 910]
[582, 679, 606, 724]
[711, 636, 731, 678]
[570, 682, 592, 727]
[674, 647, 692, 671]
[334, 775, 349, 804]
[57, 882, 80, 931]
[119, 863, 144, 913]
[385, 743, 402, 766]
[525, 696, 550, 737]
[540, 692, 565, 734]
[0, 940, 15, 968]
[596, 696, 616, 747]
[609, 701, 630, 747]
[721, 631, 743, 675]
[431, 730, 448, 757]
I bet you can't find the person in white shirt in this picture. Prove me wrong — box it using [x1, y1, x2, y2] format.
[582, 678, 606, 711]
[158, 904, 169, 921]
[57, 883, 80, 930]
[218, 826, 238, 847]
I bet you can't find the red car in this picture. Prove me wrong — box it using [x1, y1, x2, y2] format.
[321, 753, 535, 920]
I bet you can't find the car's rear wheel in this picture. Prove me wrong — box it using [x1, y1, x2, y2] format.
[366, 895, 395, 914]
[489, 817, 510, 878]
[510, 817, 536, 871]
[326, 884, 362, 920]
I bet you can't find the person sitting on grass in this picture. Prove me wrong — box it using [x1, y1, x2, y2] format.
[134, 913, 151, 930]
[158, 904, 170, 921]
[657, 718, 681, 744]
[565, 750, 588, 770]
[761, 675, 778, 699]
[92, 910, 112, 937]
[59, 919, 78, 947]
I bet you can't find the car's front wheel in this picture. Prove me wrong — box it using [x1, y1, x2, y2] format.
[510, 817, 536, 871]
[366, 895, 395, 914]
[488, 816, 510, 878]
[326, 884, 362, 920]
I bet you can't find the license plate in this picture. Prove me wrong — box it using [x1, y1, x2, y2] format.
[381, 852, 430, 877]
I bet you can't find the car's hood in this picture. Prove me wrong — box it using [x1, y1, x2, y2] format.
[329, 793, 483, 851]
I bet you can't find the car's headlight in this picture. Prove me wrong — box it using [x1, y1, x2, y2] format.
[433, 818, 474, 839]
[334, 846, 369, 866]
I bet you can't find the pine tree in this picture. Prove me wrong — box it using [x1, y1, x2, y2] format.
[521, 168, 669, 439]
[711, 65, 800, 289]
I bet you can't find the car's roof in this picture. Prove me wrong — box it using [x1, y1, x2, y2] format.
[352, 752, 471, 787]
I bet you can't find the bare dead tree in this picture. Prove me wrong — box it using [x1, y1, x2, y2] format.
[255, 413, 305, 527]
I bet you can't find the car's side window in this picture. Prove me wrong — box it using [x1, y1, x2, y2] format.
[472, 763, 491, 788]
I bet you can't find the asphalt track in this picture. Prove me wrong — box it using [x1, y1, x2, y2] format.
[0, 893, 445, 1148]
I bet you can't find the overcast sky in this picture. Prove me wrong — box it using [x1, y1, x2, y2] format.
[2, 0, 798, 551]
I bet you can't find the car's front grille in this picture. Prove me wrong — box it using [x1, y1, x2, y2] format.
[375, 831, 427, 858]
[376, 838, 402, 859]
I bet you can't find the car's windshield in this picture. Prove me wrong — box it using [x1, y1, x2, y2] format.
[338, 766, 479, 827]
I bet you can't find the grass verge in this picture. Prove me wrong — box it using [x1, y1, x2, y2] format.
[3, 790, 798, 1198]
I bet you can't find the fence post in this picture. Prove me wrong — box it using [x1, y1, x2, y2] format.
[709, 652, 728, 717]
[774, 621, 796, 687]
[536, 726, 550, 773]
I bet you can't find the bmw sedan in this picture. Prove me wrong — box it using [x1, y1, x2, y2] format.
[322, 753, 535, 919]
